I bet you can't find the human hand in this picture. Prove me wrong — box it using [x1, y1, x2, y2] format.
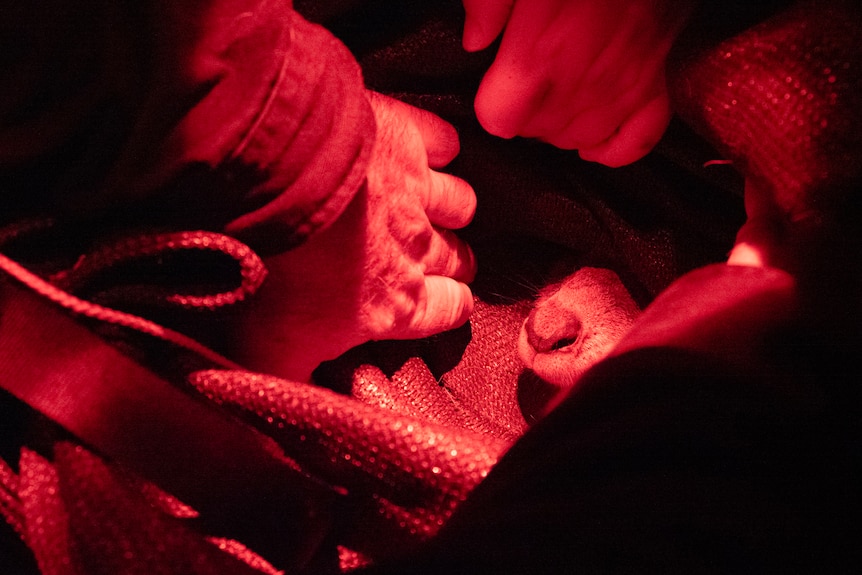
[232, 91, 477, 382]
[463, 0, 693, 166]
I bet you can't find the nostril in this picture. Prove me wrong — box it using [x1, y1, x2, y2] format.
[525, 312, 582, 354]
[550, 336, 578, 351]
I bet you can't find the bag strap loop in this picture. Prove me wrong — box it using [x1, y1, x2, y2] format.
[0, 252, 336, 571]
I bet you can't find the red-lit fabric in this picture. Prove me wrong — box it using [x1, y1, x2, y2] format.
[365, 350, 858, 574]
[0, 276, 339, 569]
[669, 0, 862, 221]
[0, 0, 375, 253]
[612, 264, 798, 365]
[2, 0, 861, 574]
[356, 259, 856, 574]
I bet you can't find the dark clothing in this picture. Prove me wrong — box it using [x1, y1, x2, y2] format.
[1, 0, 375, 253]
[2, 1, 860, 573]
[362, 264, 859, 573]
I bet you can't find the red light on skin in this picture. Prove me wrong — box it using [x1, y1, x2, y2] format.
[467, 0, 691, 167]
[728, 180, 790, 270]
[727, 241, 767, 268]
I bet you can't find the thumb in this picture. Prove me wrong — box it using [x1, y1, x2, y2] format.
[462, 0, 515, 52]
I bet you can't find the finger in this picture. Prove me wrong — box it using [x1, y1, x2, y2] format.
[472, 0, 553, 140]
[367, 91, 460, 167]
[728, 180, 786, 268]
[424, 171, 477, 229]
[462, 0, 515, 52]
[407, 105, 461, 168]
[728, 217, 782, 268]
[536, 103, 629, 151]
[578, 90, 671, 167]
[402, 276, 474, 338]
[474, 56, 548, 139]
[422, 228, 477, 283]
[371, 91, 461, 167]
[534, 58, 656, 150]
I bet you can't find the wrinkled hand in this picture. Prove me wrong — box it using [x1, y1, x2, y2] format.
[463, 0, 692, 166]
[233, 91, 477, 382]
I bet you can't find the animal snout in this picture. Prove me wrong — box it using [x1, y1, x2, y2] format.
[518, 267, 641, 387]
[523, 307, 582, 354]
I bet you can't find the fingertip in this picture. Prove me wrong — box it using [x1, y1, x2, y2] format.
[461, 179, 478, 228]
[425, 227, 478, 283]
[463, 239, 478, 284]
[403, 101, 460, 168]
[427, 171, 477, 230]
[431, 276, 475, 331]
[425, 120, 461, 168]
[727, 242, 767, 267]
[408, 276, 474, 337]
[462, 18, 490, 52]
[370, 91, 461, 167]
[452, 235, 479, 283]
[453, 280, 475, 325]
[474, 57, 548, 140]
[474, 72, 520, 139]
[462, 0, 512, 52]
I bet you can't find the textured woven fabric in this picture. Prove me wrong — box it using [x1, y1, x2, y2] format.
[670, 0, 862, 219]
[2, 0, 861, 573]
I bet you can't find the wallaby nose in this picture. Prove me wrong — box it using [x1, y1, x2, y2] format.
[524, 307, 582, 354]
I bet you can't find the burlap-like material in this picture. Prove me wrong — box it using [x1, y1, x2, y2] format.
[2, 1, 860, 573]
